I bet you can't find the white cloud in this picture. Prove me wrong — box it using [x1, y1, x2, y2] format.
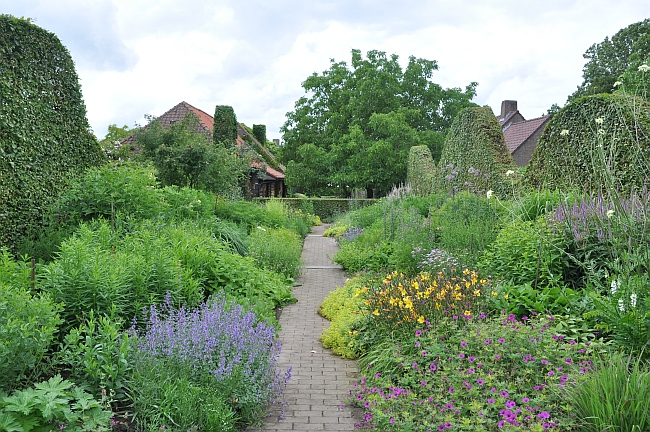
[1, 0, 649, 140]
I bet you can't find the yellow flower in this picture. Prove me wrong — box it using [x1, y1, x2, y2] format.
[473, 289, 481, 297]
[491, 291, 498, 297]
[503, 294, 509, 300]
[464, 310, 472, 316]
[372, 309, 380, 316]
[353, 330, 359, 335]
[417, 315, 425, 324]
[403, 297, 413, 309]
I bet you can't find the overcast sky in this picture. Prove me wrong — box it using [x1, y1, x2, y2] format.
[2, 0, 649, 141]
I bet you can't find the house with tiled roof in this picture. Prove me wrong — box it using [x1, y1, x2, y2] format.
[496, 100, 552, 166]
[121, 101, 286, 198]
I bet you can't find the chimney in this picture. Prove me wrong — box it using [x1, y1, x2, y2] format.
[500, 100, 517, 118]
[273, 139, 280, 146]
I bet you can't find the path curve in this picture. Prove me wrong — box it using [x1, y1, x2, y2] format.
[247, 224, 360, 431]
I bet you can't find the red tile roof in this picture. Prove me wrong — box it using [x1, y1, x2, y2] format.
[503, 115, 551, 153]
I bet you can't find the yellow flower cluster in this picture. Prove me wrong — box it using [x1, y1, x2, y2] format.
[360, 269, 490, 329]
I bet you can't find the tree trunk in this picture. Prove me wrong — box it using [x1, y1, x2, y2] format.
[366, 187, 374, 199]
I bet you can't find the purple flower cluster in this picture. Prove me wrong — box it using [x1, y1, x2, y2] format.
[550, 189, 650, 243]
[341, 226, 363, 242]
[133, 293, 290, 412]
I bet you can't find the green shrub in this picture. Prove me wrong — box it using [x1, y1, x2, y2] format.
[480, 217, 568, 289]
[0, 375, 113, 432]
[48, 163, 162, 228]
[407, 145, 436, 196]
[215, 199, 271, 229]
[248, 227, 303, 279]
[158, 186, 214, 221]
[39, 221, 201, 332]
[319, 276, 368, 359]
[525, 93, 650, 193]
[0, 279, 62, 391]
[435, 106, 519, 198]
[0, 15, 105, 252]
[505, 189, 571, 223]
[333, 225, 393, 273]
[430, 191, 502, 256]
[59, 311, 131, 403]
[323, 225, 349, 238]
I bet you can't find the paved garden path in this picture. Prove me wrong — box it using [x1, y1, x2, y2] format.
[247, 224, 360, 431]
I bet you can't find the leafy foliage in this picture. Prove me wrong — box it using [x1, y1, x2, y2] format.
[0, 251, 62, 391]
[569, 18, 650, 101]
[59, 311, 132, 403]
[248, 227, 303, 279]
[135, 113, 249, 195]
[280, 49, 477, 196]
[0, 15, 105, 252]
[525, 93, 650, 193]
[407, 145, 436, 196]
[435, 106, 519, 198]
[213, 105, 238, 146]
[0, 375, 113, 432]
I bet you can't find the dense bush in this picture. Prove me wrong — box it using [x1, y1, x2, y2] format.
[480, 217, 568, 289]
[407, 145, 436, 196]
[525, 93, 650, 193]
[0, 15, 105, 252]
[435, 106, 519, 198]
[0, 375, 113, 431]
[248, 227, 303, 279]
[48, 163, 162, 228]
[0, 257, 62, 391]
[129, 294, 289, 430]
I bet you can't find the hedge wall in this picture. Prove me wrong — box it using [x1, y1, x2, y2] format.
[435, 106, 518, 198]
[407, 145, 436, 196]
[525, 93, 650, 193]
[0, 15, 104, 251]
[253, 198, 377, 220]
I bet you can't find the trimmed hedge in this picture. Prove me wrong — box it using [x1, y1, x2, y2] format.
[435, 106, 518, 198]
[253, 198, 377, 221]
[406, 145, 436, 196]
[0, 15, 105, 252]
[213, 105, 238, 146]
[525, 93, 650, 193]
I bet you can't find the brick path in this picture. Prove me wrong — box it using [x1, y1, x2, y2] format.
[247, 225, 360, 431]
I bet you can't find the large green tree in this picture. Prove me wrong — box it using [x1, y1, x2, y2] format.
[0, 15, 104, 251]
[279, 49, 477, 197]
[569, 18, 650, 101]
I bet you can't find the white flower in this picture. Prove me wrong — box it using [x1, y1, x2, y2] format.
[560, 129, 570, 136]
[618, 299, 625, 312]
[610, 279, 619, 295]
[630, 293, 637, 308]
[638, 64, 650, 72]
[598, 129, 605, 135]
[595, 117, 604, 124]
[505, 170, 515, 177]
[486, 190, 494, 199]
[256, 226, 266, 231]
[613, 81, 623, 87]
[606, 209, 615, 219]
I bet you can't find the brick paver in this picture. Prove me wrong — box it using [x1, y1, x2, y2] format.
[247, 225, 360, 431]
